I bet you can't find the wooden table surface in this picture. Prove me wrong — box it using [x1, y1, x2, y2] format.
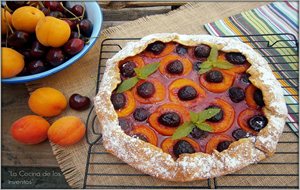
[2, 1, 268, 168]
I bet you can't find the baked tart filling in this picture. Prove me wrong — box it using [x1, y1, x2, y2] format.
[95, 34, 287, 181]
[111, 39, 267, 158]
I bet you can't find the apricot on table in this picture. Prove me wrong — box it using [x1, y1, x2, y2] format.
[133, 79, 166, 104]
[159, 55, 192, 77]
[143, 42, 175, 58]
[36, 16, 71, 47]
[12, 6, 45, 33]
[1, 8, 12, 34]
[149, 103, 190, 136]
[169, 78, 206, 106]
[11, 115, 50, 144]
[161, 137, 201, 158]
[205, 134, 233, 154]
[1, 47, 25, 78]
[48, 116, 86, 146]
[199, 68, 235, 93]
[206, 98, 235, 133]
[130, 125, 158, 146]
[28, 87, 67, 117]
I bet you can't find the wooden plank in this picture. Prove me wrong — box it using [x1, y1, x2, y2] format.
[99, 1, 187, 9]
[103, 6, 172, 21]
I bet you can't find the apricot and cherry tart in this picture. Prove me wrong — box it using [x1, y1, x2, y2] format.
[107, 39, 274, 160]
[94, 34, 289, 182]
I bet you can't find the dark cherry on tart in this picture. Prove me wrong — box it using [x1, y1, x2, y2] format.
[110, 40, 268, 159]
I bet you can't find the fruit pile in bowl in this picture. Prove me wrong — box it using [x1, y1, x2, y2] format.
[1, 1, 102, 83]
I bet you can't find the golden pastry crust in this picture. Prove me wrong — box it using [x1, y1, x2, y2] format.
[94, 33, 287, 181]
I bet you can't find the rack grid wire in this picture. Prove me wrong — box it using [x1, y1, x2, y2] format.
[83, 33, 299, 189]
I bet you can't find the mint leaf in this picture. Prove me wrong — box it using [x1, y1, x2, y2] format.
[208, 45, 218, 62]
[172, 122, 194, 140]
[116, 76, 139, 93]
[214, 61, 234, 69]
[200, 61, 213, 69]
[134, 69, 146, 80]
[197, 108, 221, 123]
[135, 62, 160, 79]
[190, 111, 198, 123]
[199, 67, 212, 74]
[195, 122, 213, 132]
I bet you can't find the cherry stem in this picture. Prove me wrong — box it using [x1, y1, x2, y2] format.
[3, 9, 14, 34]
[60, 2, 81, 21]
[38, 2, 45, 8]
[4, 4, 12, 13]
[76, 24, 81, 38]
[84, 36, 100, 45]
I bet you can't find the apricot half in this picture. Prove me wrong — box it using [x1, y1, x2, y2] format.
[205, 134, 233, 154]
[206, 98, 235, 133]
[199, 68, 235, 93]
[149, 103, 190, 136]
[238, 108, 263, 135]
[218, 52, 250, 73]
[130, 125, 158, 146]
[116, 91, 136, 117]
[143, 42, 175, 58]
[159, 55, 192, 77]
[132, 79, 166, 104]
[161, 137, 201, 158]
[169, 78, 206, 106]
[36, 16, 71, 47]
[245, 84, 265, 109]
[118, 55, 144, 78]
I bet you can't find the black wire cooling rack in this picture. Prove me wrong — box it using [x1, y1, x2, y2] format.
[83, 33, 299, 189]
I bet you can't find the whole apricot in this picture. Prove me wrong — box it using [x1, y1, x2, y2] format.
[1, 47, 25, 78]
[1, 8, 12, 34]
[48, 116, 86, 146]
[11, 115, 50, 144]
[36, 16, 71, 47]
[28, 87, 67, 117]
[12, 6, 45, 33]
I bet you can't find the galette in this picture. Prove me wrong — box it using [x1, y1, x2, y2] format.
[94, 33, 287, 181]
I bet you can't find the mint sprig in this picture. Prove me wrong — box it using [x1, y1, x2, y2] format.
[171, 108, 221, 140]
[198, 45, 234, 74]
[117, 62, 160, 93]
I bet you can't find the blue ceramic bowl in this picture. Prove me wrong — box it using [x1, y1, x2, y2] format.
[2, 2, 102, 84]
